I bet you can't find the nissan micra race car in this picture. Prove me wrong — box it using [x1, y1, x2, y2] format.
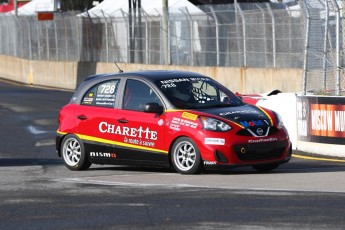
[56, 70, 292, 174]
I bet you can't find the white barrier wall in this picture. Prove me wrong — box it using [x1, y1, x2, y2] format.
[0, 55, 302, 93]
[257, 94, 345, 157]
[256, 93, 297, 149]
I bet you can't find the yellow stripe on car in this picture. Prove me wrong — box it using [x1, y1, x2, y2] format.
[257, 106, 273, 126]
[76, 133, 168, 154]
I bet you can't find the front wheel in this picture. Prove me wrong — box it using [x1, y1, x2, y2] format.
[252, 163, 279, 172]
[171, 137, 203, 174]
[61, 134, 91, 171]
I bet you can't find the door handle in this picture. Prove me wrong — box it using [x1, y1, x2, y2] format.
[117, 119, 128, 124]
[77, 115, 87, 120]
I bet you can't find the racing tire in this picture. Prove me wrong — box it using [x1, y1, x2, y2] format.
[252, 163, 279, 172]
[61, 134, 92, 171]
[171, 137, 203, 174]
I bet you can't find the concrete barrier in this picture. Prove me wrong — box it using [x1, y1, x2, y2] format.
[0, 55, 302, 93]
[257, 93, 345, 158]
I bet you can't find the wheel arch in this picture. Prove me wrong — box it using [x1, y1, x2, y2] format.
[167, 135, 204, 168]
[56, 132, 75, 157]
[56, 132, 69, 157]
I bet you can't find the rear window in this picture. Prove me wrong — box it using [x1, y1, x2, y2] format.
[81, 80, 119, 108]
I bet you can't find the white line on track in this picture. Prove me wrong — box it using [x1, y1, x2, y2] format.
[27, 125, 48, 135]
[54, 176, 345, 194]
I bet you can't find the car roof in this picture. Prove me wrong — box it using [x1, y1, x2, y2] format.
[84, 70, 208, 82]
[70, 70, 212, 106]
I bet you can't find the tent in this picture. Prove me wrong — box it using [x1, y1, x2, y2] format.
[0, 0, 28, 13]
[79, 0, 204, 18]
[78, 0, 204, 63]
[8, 0, 56, 15]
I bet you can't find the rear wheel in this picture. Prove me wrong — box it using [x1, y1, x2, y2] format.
[171, 137, 203, 174]
[61, 134, 91, 170]
[252, 163, 279, 172]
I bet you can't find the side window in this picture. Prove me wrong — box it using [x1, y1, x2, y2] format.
[123, 79, 162, 111]
[81, 80, 119, 108]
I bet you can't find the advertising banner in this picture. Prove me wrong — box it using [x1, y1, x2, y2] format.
[297, 96, 345, 145]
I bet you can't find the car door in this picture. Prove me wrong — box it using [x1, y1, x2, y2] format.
[75, 79, 123, 161]
[116, 78, 167, 163]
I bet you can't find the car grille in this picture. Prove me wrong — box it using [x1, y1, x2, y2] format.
[233, 140, 288, 161]
[236, 126, 279, 137]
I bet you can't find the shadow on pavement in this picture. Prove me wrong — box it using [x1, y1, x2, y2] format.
[0, 158, 63, 167]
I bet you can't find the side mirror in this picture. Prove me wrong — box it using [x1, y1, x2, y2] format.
[144, 103, 164, 114]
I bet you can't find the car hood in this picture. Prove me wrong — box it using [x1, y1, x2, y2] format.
[198, 104, 273, 127]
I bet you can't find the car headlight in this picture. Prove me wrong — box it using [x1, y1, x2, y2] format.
[199, 116, 231, 132]
[274, 111, 285, 128]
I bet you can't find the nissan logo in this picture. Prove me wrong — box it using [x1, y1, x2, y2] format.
[256, 128, 264, 136]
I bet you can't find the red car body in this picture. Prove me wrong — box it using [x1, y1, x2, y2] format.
[56, 70, 291, 174]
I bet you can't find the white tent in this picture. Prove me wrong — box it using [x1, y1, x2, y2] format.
[80, 0, 204, 18]
[78, 0, 204, 62]
[9, 0, 56, 15]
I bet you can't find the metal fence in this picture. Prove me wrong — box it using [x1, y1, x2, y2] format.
[0, 1, 344, 95]
[300, 0, 344, 95]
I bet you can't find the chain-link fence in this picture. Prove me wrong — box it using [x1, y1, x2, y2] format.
[0, 1, 344, 94]
[300, 0, 344, 95]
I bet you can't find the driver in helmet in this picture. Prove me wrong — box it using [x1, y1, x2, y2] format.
[169, 81, 196, 106]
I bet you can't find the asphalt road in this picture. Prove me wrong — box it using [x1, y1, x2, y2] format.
[1, 79, 345, 230]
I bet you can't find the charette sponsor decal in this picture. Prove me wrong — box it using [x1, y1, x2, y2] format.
[204, 138, 225, 145]
[99, 121, 158, 140]
[99, 121, 158, 147]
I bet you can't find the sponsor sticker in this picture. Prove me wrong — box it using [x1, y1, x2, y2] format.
[83, 97, 93, 104]
[90, 152, 117, 158]
[182, 112, 198, 121]
[170, 117, 198, 130]
[83, 98, 93, 102]
[99, 122, 158, 140]
[240, 120, 268, 128]
[248, 138, 277, 143]
[220, 110, 259, 116]
[205, 138, 225, 145]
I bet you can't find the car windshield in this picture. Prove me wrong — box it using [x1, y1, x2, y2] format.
[155, 77, 244, 109]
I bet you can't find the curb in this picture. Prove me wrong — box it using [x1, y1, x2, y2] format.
[292, 150, 345, 162]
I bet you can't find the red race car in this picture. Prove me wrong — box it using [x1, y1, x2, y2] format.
[56, 70, 291, 174]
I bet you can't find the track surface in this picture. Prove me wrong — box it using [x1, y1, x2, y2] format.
[1, 80, 345, 230]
